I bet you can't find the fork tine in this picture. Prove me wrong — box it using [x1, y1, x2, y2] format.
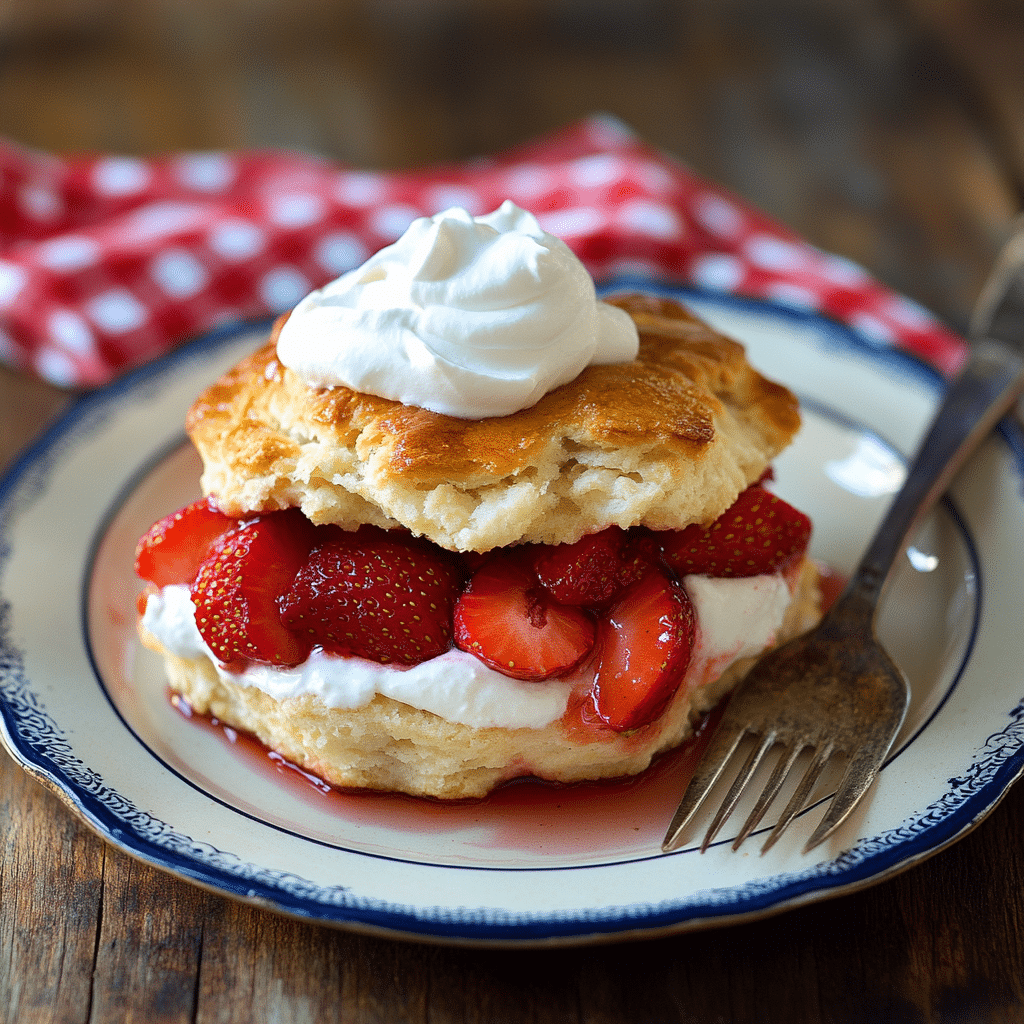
[802, 730, 898, 852]
[661, 721, 746, 852]
[700, 731, 777, 851]
[761, 740, 834, 854]
[732, 740, 804, 850]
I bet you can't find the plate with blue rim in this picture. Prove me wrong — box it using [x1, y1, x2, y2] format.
[2, 280, 1022, 946]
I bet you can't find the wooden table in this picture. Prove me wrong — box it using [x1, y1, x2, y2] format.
[2, 1, 1024, 1020]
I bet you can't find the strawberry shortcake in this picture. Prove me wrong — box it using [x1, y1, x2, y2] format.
[136, 202, 820, 799]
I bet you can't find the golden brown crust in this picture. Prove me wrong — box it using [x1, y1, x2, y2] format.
[186, 293, 800, 551]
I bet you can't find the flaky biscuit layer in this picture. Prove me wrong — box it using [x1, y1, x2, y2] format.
[187, 294, 800, 552]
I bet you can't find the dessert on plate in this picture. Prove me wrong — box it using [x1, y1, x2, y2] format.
[135, 201, 821, 800]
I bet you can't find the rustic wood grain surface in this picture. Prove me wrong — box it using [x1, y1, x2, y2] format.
[2, 1, 1024, 1021]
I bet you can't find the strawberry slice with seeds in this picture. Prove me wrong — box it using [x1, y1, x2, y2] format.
[531, 526, 646, 606]
[654, 484, 810, 578]
[191, 508, 318, 669]
[280, 532, 462, 665]
[590, 567, 696, 732]
[454, 556, 596, 681]
[135, 498, 237, 587]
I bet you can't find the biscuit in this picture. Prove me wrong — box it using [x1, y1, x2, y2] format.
[144, 290, 817, 801]
[187, 294, 800, 552]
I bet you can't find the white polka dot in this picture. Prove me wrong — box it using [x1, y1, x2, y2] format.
[424, 185, 482, 215]
[569, 154, 627, 189]
[36, 235, 101, 272]
[0, 262, 28, 306]
[744, 234, 813, 272]
[371, 204, 422, 241]
[536, 206, 605, 238]
[334, 172, 387, 207]
[693, 194, 744, 240]
[635, 159, 676, 195]
[881, 295, 936, 330]
[502, 164, 557, 200]
[151, 249, 209, 298]
[18, 182, 62, 222]
[690, 253, 746, 291]
[820, 253, 870, 287]
[263, 166, 323, 194]
[35, 348, 79, 387]
[602, 256, 663, 279]
[208, 308, 237, 329]
[260, 267, 311, 310]
[616, 199, 682, 240]
[47, 309, 95, 354]
[849, 311, 896, 346]
[585, 114, 636, 148]
[173, 152, 236, 192]
[126, 201, 206, 239]
[208, 220, 266, 261]
[267, 193, 327, 228]
[86, 289, 147, 333]
[763, 282, 820, 309]
[315, 232, 369, 275]
[92, 156, 152, 196]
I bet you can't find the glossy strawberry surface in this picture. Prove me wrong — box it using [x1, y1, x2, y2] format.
[590, 566, 696, 732]
[134, 497, 236, 587]
[280, 529, 461, 665]
[531, 526, 645, 606]
[453, 556, 596, 681]
[650, 484, 811, 578]
[190, 509, 318, 669]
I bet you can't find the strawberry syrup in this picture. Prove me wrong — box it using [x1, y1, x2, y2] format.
[171, 692, 725, 858]
[814, 560, 847, 613]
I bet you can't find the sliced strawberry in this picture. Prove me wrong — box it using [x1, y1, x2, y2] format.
[531, 526, 646, 606]
[191, 508, 318, 669]
[134, 498, 237, 587]
[454, 556, 596, 681]
[653, 484, 810, 578]
[280, 532, 462, 666]
[590, 567, 696, 732]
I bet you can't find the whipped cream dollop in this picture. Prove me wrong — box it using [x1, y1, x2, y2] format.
[275, 201, 639, 418]
[682, 573, 792, 690]
[141, 574, 792, 731]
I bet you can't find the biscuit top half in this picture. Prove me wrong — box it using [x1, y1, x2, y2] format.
[186, 293, 800, 552]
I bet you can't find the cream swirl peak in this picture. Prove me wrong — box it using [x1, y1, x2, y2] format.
[275, 201, 639, 418]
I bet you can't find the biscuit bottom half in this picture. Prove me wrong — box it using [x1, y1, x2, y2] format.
[140, 560, 821, 801]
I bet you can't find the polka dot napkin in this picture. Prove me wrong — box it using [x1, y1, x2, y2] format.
[0, 114, 964, 389]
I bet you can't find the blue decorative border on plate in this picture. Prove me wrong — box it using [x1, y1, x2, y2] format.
[2, 286, 1023, 944]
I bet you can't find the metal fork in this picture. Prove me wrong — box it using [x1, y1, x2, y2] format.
[662, 222, 1024, 856]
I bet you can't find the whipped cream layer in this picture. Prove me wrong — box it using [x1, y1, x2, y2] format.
[275, 201, 639, 418]
[142, 573, 792, 731]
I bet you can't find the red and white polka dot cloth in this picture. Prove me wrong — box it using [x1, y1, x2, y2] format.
[0, 114, 965, 389]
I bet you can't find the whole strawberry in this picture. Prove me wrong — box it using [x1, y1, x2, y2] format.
[191, 508, 318, 670]
[280, 529, 461, 665]
[531, 526, 645, 606]
[652, 484, 810, 578]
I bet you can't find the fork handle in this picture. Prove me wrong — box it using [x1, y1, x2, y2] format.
[839, 335, 1024, 619]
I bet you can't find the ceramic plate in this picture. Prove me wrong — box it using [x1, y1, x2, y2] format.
[2, 283, 1023, 946]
